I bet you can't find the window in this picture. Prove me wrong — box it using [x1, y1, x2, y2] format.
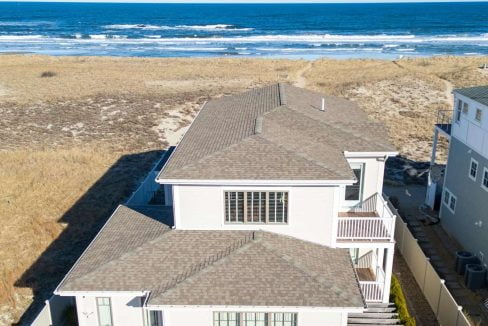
[482, 168, 488, 191]
[456, 100, 463, 122]
[147, 311, 163, 326]
[476, 108, 483, 122]
[214, 312, 239, 326]
[96, 297, 113, 326]
[443, 188, 457, 214]
[213, 312, 297, 326]
[270, 313, 297, 326]
[469, 158, 478, 181]
[463, 102, 469, 115]
[345, 164, 364, 202]
[224, 191, 288, 224]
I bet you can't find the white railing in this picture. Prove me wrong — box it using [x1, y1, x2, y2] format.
[360, 281, 384, 302]
[337, 193, 396, 241]
[360, 266, 386, 302]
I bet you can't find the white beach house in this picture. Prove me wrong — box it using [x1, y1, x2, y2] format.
[54, 84, 399, 326]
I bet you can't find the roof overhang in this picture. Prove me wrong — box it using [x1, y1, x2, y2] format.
[144, 304, 365, 313]
[156, 179, 356, 186]
[343, 151, 398, 158]
[55, 290, 148, 297]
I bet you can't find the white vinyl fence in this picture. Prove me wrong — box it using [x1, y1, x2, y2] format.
[390, 199, 472, 326]
[31, 295, 74, 326]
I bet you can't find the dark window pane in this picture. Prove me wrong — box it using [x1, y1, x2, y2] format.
[345, 167, 362, 201]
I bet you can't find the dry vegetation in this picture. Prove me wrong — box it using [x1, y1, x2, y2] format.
[0, 54, 487, 324]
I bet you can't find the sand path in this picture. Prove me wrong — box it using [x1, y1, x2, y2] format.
[293, 61, 313, 88]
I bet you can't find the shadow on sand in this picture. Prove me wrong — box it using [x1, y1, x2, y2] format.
[14, 150, 163, 325]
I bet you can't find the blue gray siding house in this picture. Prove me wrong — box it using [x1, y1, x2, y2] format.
[427, 86, 488, 264]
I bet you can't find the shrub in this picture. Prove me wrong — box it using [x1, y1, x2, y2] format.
[40, 71, 56, 78]
[390, 274, 416, 326]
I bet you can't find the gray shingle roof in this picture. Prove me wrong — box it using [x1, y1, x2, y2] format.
[455, 86, 488, 107]
[158, 83, 395, 182]
[56, 205, 364, 309]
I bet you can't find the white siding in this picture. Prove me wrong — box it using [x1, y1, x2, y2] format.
[174, 184, 337, 246]
[452, 93, 488, 159]
[163, 307, 349, 326]
[75, 295, 144, 326]
[341, 157, 386, 209]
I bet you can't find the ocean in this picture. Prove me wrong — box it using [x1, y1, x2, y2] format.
[1, 2, 488, 59]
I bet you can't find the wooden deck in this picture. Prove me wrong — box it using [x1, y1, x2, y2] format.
[338, 211, 378, 218]
[356, 268, 376, 281]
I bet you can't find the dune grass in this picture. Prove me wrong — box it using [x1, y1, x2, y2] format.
[0, 55, 487, 324]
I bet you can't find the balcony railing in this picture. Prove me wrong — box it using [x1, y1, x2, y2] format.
[337, 193, 396, 242]
[360, 267, 386, 302]
[436, 109, 453, 135]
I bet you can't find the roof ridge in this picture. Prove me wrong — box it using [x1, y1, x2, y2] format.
[258, 236, 358, 302]
[255, 135, 350, 179]
[284, 105, 393, 151]
[151, 231, 257, 298]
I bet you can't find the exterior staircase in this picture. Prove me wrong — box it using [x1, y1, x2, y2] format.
[348, 303, 403, 325]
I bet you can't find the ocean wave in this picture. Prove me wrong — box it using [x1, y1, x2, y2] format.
[103, 23, 253, 31]
[1, 33, 488, 45]
[0, 21, 54, 27]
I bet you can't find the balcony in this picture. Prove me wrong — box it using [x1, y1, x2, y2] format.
[354, 250, 386, 302]
[435, 109, 453, 136]
[336, 193, 396, 242]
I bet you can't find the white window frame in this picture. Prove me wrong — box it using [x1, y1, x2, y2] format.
[443, 188, 457, 214]
[96, 297, 113, 326]
[213, 312, 297, 326]
[224, 191, 289, 224]
[469, 158, 478, 181]
[482, 167, 488, 192]
[475, 108, 483, 123]
[455, 100, 463, 123]
[344, 163, 365, 207]
[462, 102, 469, 115]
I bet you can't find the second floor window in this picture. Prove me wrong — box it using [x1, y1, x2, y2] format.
[213, 312, 297, 326]
[469, 158, 478, 181]
[345, 164, 364, 202]
[476, 108, 483, 123]
[224, 191, 288, 224]
[96, 297, 113, 326]
[483, 168, 488, 190]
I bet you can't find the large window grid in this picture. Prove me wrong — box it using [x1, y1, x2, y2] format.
[469, 158, 478, 181]
[225, 191, 288, 224]
[213, 312, 297, 326]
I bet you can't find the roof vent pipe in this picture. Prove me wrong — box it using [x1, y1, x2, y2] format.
[320, 98, 325, 112]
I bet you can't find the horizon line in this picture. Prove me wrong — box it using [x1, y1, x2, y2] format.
[2, 0, 488, 3]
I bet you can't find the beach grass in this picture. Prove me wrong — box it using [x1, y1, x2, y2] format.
[0, 54, 487, 324]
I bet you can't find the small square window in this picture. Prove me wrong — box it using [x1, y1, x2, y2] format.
[475, 108, 483, 122]
[469, 158, 478, 181]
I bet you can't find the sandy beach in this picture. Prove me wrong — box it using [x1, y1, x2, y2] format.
[1, 54, 488, 324]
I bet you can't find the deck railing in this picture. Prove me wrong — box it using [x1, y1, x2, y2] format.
[337, 193, 396, 241]
[436, 110, 453, 135]
[359, 267, 386, 302]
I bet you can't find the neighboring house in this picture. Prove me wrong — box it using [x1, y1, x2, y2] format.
[54, 84, 398, 326]
[426, 85, 488, 264]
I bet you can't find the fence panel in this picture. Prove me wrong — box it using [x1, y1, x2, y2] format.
[423, 263, 443, 316]
[31, 300, 51, 326]
[392, 206, 473, 326]
[438, 284, 462, 326]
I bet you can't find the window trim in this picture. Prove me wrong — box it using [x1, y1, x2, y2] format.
[344, 163, 365, 206]
[224, 190, 289, 225]
[469, 158, 478, 181]
[482, 167, 488, 192]
[443, 188, 457, 214]
[475, 108, 483, 123]
[213, 312, 298, 326]
[96, 297, 113, 326]
[455, 99, 463, 123]
[462, 102, 469, 115]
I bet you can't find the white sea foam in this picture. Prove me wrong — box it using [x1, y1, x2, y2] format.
[103, 23, 253, 31]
